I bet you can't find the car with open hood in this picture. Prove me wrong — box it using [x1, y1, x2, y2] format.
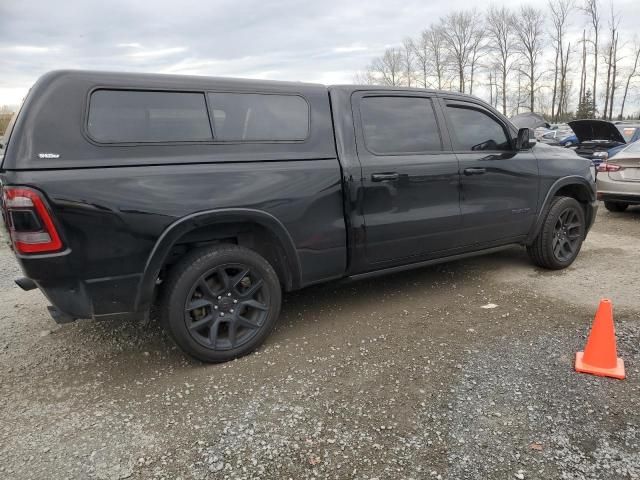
[596, 140, 640, 212]
[569, 120, 640, 164]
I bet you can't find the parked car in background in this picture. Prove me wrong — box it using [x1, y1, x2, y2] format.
[608, 124, 640, 158]
[568, 120, 629, 166]
[559, 133, 578, 147]
[539, 129, 561, 145]
[539, 127, 576, 146]
[597, 140, 640, 212]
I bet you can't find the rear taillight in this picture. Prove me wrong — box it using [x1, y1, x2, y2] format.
[1, 187, 63, 254]
[596, 162, 622, 173]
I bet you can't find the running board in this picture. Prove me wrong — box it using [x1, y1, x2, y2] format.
[345, 244, 519, 283]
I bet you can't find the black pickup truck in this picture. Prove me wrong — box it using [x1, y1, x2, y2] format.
[0, 70, 597, 362]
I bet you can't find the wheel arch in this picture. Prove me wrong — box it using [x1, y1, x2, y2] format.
[527, 176, 596, 244]
[134, 208, 302, 314]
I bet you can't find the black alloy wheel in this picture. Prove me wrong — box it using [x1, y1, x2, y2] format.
[161, 245, 281, 362]
[185, 264, 269, 350]
[551, 207, 583, 262]
[527, 196, 585, 270]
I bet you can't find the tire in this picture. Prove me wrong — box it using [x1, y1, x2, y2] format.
[160, 244, 281, 363]
[527, 196, 586, 270]
[604, 201, 628, 212]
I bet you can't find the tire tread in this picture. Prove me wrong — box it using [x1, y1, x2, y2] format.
[160, 244, 281, 362]
[527, 196, 585, 270]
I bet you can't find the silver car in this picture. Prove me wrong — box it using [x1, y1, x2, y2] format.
[597, 141, 640, 212]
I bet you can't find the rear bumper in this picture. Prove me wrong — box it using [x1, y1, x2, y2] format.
[597, 192, 640, 205]
[597, 176, 640, 204]
[14, 250, 144, 322]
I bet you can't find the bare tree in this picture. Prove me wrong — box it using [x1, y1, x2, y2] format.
[353, 69, 378, 85]
[353, 2, 640, 121]
[578, 29, 587, 103]
[401, 38, 415, 87]
[558, 42, 573, 118]
[370, 48, 404, 86]
[515, 6, 546, 112]
[486, 5, 518, 115]
[467, 11, 487, 95]
[440, 9, 480, 93]
[609, 33, 619, 120]
[582, 0, 601, 113]
[602, 4, 621, 119]
[549, 0, 573, 121]
[425, 25, 448, 89]
[619, 40, 640, 119]
[413, 32, 431, 88]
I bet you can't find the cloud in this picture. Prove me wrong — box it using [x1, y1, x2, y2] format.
[333, 45, 369, 54]
[127, 47, 187, 58]
[0, 0, 638, 108]
[0, 45, 53, 54]
[117, 43, 143, 49]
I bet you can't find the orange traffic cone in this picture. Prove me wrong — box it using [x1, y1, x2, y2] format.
[575, 299, 625, 379]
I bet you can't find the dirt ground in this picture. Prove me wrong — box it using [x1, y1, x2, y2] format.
[0, 205, 639, 480]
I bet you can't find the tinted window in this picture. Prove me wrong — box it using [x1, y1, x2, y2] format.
[207, 93, 309, 141]
[359, 97, 441, 154]
[88, 90, 212, 143]
[446, 106, 511, 151]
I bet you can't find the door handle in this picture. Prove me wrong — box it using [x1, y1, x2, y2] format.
[371, 172, 400, 182]
[463, 167, 487, 176]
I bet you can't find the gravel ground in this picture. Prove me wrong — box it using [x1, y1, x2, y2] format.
[0, 205, 639, 480]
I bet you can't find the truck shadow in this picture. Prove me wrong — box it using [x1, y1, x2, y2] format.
[36, 245, 532, 371]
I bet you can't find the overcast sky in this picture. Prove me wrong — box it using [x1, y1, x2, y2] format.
[0, 0, 637, 107]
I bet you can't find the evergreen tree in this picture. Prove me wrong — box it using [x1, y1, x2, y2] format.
[575, 90, 597, 119]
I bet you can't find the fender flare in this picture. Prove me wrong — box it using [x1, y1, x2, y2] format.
[526, 175, 596, 244]
[134, 208, 302, 313]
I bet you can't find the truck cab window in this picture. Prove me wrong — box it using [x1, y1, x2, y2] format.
[446, 105, 511, 151]
[359, 96, 442, 155]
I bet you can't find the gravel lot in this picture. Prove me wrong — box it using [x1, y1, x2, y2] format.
[0, 205, 639, 480]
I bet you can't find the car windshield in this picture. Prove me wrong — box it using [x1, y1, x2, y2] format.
[617, 126, 638, 142]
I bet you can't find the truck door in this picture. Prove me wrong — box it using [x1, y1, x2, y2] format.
[440, 98, 539, 245]
[352, 92, 461, 266]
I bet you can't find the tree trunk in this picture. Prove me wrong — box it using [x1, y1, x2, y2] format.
[470, 63, 475, 95]
[593, 31, 599, 114]
[603, 37, 613, 120]
[502, 68, 507, 115]
[618, 46, 640, 119]
[530, 61, 535, 112]
[489, 72, 494, 106]
[551, 45, 559, 121]
[579, 29, 586, 103]
[609, 34, 618, 120]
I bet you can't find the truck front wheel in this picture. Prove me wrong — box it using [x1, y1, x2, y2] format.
[527, 196, 585, 270]
[161, 244, 281, 363]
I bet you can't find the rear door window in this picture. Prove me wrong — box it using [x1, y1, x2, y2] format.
[445, 105, 511, 151]
[207, 93, 309, 141]
[359, 96, 442, 155]
[88, 90, 213, 143]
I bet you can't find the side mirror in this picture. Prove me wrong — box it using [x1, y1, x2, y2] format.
[516, 128, 536, 150]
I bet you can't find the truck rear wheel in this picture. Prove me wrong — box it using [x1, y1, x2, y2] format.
[527, 196, 585, 270]
[161, 244, 281, 363]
